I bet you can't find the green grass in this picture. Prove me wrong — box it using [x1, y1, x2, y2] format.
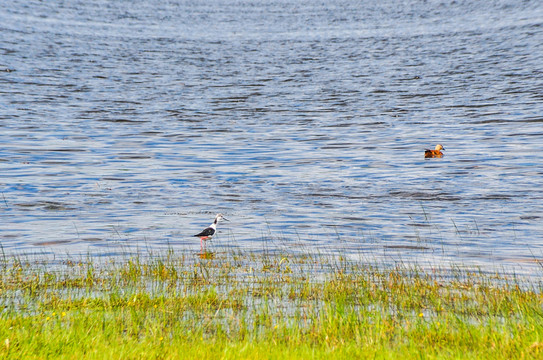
[1, 250, 542, 359]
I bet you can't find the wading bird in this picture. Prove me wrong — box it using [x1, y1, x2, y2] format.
[194, 213, 228, 252]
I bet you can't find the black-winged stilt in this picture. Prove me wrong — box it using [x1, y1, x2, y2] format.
[194, 213, 228, 251]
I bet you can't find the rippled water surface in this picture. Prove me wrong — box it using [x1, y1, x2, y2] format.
[1, 0, 543, 274]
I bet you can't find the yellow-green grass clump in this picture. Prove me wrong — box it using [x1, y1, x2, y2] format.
[1, 251, 542, 359]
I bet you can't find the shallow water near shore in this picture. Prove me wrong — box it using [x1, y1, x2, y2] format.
[1, 0, 542, 276]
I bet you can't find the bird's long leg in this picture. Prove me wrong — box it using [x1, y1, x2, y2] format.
[200, 237, 203, 253]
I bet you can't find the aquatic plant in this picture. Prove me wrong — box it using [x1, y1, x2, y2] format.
[0, 248, 542, 359]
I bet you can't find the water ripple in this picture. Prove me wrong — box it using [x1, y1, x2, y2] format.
[0, 0, 542, 276]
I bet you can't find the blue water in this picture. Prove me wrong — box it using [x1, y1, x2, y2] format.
[1, 0, 543, 275]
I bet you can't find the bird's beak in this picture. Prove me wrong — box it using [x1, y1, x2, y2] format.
[222, 216, 229, 222]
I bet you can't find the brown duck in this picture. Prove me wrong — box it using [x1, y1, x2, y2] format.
[424, 144, 445, 158]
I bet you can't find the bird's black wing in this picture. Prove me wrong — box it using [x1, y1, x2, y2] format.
[194, 227, 215, 237]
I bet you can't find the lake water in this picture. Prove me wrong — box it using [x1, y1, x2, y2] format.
[1, 0, 542, 276]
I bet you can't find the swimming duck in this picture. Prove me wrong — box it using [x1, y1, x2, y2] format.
[424, 144, 445, 158]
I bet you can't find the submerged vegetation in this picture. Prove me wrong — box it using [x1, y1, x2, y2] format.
[1, 249, 542, 359]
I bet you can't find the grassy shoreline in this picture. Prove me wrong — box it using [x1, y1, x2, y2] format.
[1, 250, 542, 359]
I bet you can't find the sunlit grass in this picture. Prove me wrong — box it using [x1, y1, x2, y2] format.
[1, 249, 542, 359]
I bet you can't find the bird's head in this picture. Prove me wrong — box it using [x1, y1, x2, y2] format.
[215, 213, 229, 223]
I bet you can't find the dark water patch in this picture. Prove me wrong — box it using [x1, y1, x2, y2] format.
[1, 234, 19, 239]
[117, 155, 153, 159]
[361, 121, 388, 127]
[39, 201, 76, 211]
[384, 245, 431, 250]
[13, 201, 75, 211]
[297, 136, 335, 141]
[445, 103, 497, 109]
[519, 216, 541, 220]
[39, 161, 71, 165]
[470, 119, 512, 124]
[97, 119, 148, 123]
[15, 148, 84, 154]
[340, 217, 370, 222]
[371, 89, 392, 94]
[34, 240, 72, 246]
[82, 238, 104, 242]
[474, 194, 512, 200]
[389, 191, 462, 201]
[320, 145, 352, 149]
[212, 96, 251, 103]
[407, 223, 431, 228]
[399, 93, 448, 99]
[139, 131, 164, 136]
[507, 132, 543, 137]
[323, 122, 356, 128]
[304, 193, 373, 200]
[45, 148, 87, 153]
